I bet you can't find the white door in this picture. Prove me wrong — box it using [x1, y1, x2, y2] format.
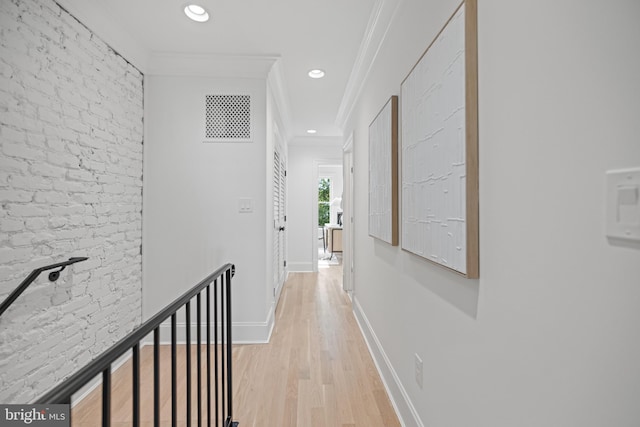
[273, 149, 287, 299]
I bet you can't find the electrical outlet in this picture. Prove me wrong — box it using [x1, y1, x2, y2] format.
[414, 353, 423, 389]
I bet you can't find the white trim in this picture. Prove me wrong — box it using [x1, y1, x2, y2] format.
[147, 53, 278, 78]
[71, 308, 276, 407]
[335, 0, 403, 131]
[267, 60, 294, 141]
[149, 308, 275, 345]
[289, 135, 344, 147]
[343, 133, 354, 152]
[287, 262, 315, 272]
[353, 298, 424, 427]
[342, 133, 355, 295]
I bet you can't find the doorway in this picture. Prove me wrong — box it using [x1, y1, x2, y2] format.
[313, 162, 343, 271]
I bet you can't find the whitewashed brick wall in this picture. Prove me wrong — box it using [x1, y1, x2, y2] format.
[0, 0, 143, 403]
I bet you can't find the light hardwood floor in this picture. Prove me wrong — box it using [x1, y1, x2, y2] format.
[72, 265, 400, 426]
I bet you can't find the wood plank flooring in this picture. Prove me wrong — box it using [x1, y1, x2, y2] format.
[71, 265, 400, 426]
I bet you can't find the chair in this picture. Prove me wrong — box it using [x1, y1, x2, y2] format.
[318, 226, 326, 253]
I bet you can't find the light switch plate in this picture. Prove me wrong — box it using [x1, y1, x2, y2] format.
[238, 198, 254, 213]
[606, 168, 640, 242]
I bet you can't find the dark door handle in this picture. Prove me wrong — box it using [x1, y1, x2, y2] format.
[279, 227, 285, 231]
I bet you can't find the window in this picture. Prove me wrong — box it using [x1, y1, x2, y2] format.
[318, 178, 331, 226]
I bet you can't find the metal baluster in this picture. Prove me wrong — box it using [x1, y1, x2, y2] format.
[206, 285, 211, 427]
[220, 275, 226, 424]
[214, 278, 219, 425]
[197, 292, 202, 427]
[154, 328, 160, 427]
[133, 344, 140, 427]
[172, 313, 177, 427]
[31, 264, 235, 426]
[226, 268, 233, 423]
[102, 368, 111, 427]
[186, 301, 192, 427]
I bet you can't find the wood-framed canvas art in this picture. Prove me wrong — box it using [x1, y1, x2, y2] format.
[400, 0, 478, 278]
[368, 95, 399, 246]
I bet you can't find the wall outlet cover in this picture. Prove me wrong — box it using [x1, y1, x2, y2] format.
[606, 168, 640, 242]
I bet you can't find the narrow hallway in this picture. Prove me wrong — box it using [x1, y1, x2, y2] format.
[70, 265, 399, 426]
[233, 265, 400, 426]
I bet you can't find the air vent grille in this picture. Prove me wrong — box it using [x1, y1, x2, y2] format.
[205, 94, 251, 140]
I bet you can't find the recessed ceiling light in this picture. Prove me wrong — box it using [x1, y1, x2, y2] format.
[308, 69, 325, 79]
[307, 129, 317, 134]
[184, 4, 209, 22]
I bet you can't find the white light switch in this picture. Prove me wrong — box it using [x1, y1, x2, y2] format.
[618, 186, 638, 205]
[606, 168, 640, 241]
[618, 186, 639, 224]
[238, 198, 254, 213]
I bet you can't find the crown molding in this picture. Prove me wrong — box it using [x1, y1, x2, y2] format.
[267, 60, 294, 141]
[335, 0, 403, 132]
[289, 135, 343, 147]
[146, 53, 279, 79]
[57, 0, 279, 80]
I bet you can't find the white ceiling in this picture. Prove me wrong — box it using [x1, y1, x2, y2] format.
[57, 0, 380, 141]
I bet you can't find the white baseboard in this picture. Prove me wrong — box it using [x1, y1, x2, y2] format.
[353, 298, 424, 427]
[234, 305, 274, 344]
[71, 310, 275, 407]
[287, 262, 314, 272]
[69, 306, 275, 408]
[145, 309, 274, 345]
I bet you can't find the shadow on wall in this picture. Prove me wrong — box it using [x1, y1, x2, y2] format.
[372, 238, 479, 318]
[607, 237, 640, 251]
[403, 251, 479, 319]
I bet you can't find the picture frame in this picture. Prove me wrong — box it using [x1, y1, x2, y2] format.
[400, 0, 478, 278]
[368, 95, 399, 246]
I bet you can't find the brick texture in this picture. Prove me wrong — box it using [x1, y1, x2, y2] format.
[0, 0, 143, 403]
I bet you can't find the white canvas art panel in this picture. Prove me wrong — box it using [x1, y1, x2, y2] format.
[401, 1, 478, 277]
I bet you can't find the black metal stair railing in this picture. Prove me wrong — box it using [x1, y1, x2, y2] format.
[0, 257, 89, 318]
[36, 262, 238, 427]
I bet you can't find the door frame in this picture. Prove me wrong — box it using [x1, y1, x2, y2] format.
[342, 134, 354, 295]
[312, 159, 343, 271]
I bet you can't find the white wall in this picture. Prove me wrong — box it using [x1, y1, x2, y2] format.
[0, 0, 143, 403]
[346, 1, 640, 426]
[143, 75, 272, 342]
[287, 141, 342, 271]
